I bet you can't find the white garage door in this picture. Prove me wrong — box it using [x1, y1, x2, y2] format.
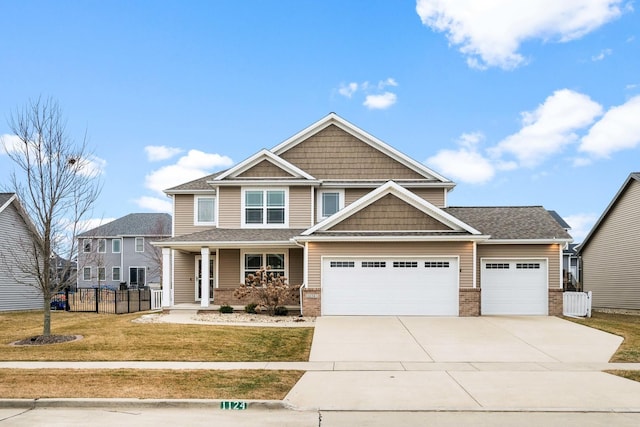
[322, 257, 459, 316]
[481, 259, 548, 315]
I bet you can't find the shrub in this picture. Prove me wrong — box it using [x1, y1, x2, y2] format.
[234, 266, 300, 316]
[244, 303, 258, 314]
[274, 306, 288, 316]
[219, 304, 234, 314]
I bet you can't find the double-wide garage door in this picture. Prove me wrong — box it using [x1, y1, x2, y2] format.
[322, 257, 459, 316]
[481, 259, 548, 315]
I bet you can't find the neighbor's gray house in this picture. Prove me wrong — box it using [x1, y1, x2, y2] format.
[154, 113, 572, 316]
[0, 193, 43, 311]
[577, 172, 640, 311]
[77, 213, 171, 290]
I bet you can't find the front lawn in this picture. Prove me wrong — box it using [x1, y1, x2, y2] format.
[0, 311, 313, 362]
[566, 311, 640, 362]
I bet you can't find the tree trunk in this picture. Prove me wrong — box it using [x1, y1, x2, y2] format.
[43, 296, 51, 336]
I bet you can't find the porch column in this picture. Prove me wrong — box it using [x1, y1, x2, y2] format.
[201, 247, 210, 308]
[161, 248, 172, 307]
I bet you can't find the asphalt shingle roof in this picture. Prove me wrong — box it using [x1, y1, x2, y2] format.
[158, 228, 306, 244]
[444, 206, 573, 240]
[165, 171, 225, 192]
[78, 213, 172, 237]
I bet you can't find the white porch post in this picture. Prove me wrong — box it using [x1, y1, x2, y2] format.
[161, 248, 172, 307]
[201, 247, 210, 308]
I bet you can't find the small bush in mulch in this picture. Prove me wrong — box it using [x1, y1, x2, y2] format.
[11, 335, 81, 346]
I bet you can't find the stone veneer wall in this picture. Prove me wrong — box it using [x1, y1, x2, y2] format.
[459, 288, 480, 316]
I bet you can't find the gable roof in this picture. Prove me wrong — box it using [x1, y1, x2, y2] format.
[301, 181, 482, 237]
[78, 213, 172, 238]
[444, 206, 573, 242]
[577, 172, 640, 252]
[213, 149, 317, 183]
[271, 113, 453, 184]
[165, 171, 225, 193]
[547, 210, 571, 230]
[0, 192, 41, 242]
[0, 193, 16, 213]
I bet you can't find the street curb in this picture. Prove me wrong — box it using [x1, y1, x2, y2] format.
[0, 398, 289, 410]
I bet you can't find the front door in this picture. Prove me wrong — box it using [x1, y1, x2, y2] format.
[195, 256, 215, 301]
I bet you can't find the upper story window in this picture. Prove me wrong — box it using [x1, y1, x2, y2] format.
[195, 196, 216, 225]
[318, 189, 344, 221]
[83, 239, 91, 253]
[112, 239, 121, 253]
[98, 239, 106, 253]
[242, 188, 287, 227]
[135, 237, 144, 252]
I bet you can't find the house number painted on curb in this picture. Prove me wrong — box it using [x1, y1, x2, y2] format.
[220, 401, 248, 410]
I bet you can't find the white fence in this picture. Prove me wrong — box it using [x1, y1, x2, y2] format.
[563, 291, 592, 317]
[151, 289, 163, 311]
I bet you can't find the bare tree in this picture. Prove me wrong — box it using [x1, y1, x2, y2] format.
[1, 97, 101, 336]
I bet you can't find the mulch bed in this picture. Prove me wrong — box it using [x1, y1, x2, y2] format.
[10, 335, 82, 346]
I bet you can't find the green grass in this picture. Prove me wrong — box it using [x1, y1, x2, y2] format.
[0, 311, 314, 362]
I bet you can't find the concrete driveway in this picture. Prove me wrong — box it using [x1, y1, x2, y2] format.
[309, 316, 622, 363]
[285, 316, 640, 411]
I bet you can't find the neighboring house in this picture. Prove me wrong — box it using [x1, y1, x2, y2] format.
[0, 193, 43, 311]
[547, 210, 578, 290]
[577, 172, 640, 311]
[156, 114, 572, 316]
[77, 213, 171, 290]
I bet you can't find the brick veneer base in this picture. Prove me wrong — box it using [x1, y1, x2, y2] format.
[548, 288, 563, 316]
[212, 289, 300, 307]
[302, 288, 321, 317]
[460, 288, 481, 316]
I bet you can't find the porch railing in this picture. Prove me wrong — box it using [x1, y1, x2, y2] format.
[150, 289, 163, 310]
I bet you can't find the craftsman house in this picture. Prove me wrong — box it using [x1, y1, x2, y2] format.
[155, 114, 572, 316]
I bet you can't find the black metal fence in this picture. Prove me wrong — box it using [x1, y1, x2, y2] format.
[53, 288, 151, 314]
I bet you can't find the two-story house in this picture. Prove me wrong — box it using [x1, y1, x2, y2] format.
[156, 114, 571, 316]
[77, 213, 171, 290]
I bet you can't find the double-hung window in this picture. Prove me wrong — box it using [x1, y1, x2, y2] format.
[112, 267, 121, 281]
[98, 239, 106, 253]
[83, 239, 91, 253]
[243, 189, 286, 227]
[135, 237, 144, 252]
[112, 239, 121, 253]
[317, 189, 344, 221]
[195, 196, 216, 225]
[82, 267, 91, 281]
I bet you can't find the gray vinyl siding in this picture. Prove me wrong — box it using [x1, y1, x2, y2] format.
[582, 179, 640, 310]
[0, 202, 43, 311]
[476, 244, 562, 290]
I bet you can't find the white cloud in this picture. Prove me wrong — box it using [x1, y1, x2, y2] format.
[426, 132, 495, 184]
[0, 134, 22, 155]
[416, 0, 624, 69]
[591, 48, 612, 61]
[378, 78, 398, 89]
[491, 89, 603, 167]
[145, 145, 183, 162]
[144, 149, 233, 195]
[134, 196, 172, 213]
[76, 155, 107, 177]
[338, 82, 358, 98]
[579, 95, 640, 158]
[563, 213, 599, 243]
[363, 92, 398, 110]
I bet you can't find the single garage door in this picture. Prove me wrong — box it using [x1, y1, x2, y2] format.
[481, 259, 548, 315]
[322, 257, 459, 316]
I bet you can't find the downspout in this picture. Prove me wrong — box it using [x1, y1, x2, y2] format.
[292, 238, 307, 316]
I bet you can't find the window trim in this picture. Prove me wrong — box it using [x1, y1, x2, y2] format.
[98, 267, 106, 281]
[241, 188, 288, 228]
[112, 266, 121, 282]
[129, 266, 146, 287]
[82, 239, 91, 253]
[240, 249, 289, 282]
[194, 195, 217, 226]
[135, 237, 144, 253]
[97, 239, 106, 253]
[112, 239, 121, 254]
[82, 267, 91, 281]
[317, 189, 345, 221]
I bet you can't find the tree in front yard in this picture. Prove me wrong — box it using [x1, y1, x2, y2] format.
[234, 266, 300, 316]
[0, 97, 101, 337]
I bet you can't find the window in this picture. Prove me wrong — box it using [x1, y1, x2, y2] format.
[129, 267, 146, 288]
[330, 261, 355, 268]
[318, 190, 344, 220]
[112, 239, 121, 253]
[425, 261, 450, 268]
[243, 189, 286, 226]
[243, 252, 285, 279]
[486, 263, 510, 269]
[393, 261, 418, 268]
[362, 261, 386, 268]
[135, 237, 144, 252]
[83, 267, 91, 281]
[98, 267, 106, 281]
[112, 267, 121, 281]
[83, 239, 91, 253]
[195, 196, 216, 225]
[98, 239, 106, 253]
[517, 263, 540, 269]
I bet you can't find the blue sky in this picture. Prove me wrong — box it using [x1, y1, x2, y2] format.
[1, 0, 639, 242]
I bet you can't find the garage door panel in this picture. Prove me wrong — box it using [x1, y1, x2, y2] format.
[322, 257, 459, 316]
[481, 259, 547, 315]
